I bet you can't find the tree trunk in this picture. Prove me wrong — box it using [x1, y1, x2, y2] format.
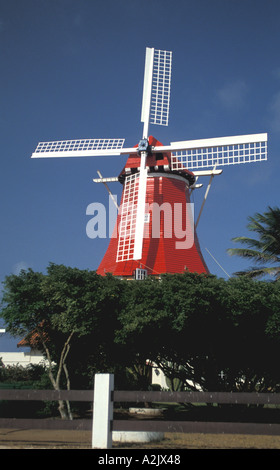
[63, 350, 73, 420]
[40, 330, 74, 420]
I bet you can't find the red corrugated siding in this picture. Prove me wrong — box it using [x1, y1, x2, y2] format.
[97, 171, 208, 277]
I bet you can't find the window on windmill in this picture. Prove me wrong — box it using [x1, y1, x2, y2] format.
[134, 268, 148, 280]
[156, 153, 164, 161]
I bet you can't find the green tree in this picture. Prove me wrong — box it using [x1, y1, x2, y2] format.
[227, 206, 280, 280]
[3, 265, 280, 403]
[117, 272, 280, 393]
[151, 273, 234, 392]
[116, 272, 232, 391]
[0, 264, 122, 418]
[220, 277, 280, 392]
[115, 276, 168, 390]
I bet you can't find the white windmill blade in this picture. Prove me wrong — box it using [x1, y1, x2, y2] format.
[141, 47, 154, 139]
[150, 133, 267, 153]
[116, 168, 148, 263]
[116, 175, 135, 263]
[133, 167, 148, 260]
[166, 133, 267, 170]
[31, 138, 127, 158]
[169, 133, 268, 152]
[141, 47, 172, 139]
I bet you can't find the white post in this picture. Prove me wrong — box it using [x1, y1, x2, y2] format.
[92, 373, 114, 449]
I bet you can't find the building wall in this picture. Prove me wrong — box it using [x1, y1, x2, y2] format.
[0, 350, 47, 367]
[151, 366, 168, 389]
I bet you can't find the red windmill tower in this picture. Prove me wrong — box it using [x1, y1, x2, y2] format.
[31, 47, 268, 279]
[96, 134, 209, 278]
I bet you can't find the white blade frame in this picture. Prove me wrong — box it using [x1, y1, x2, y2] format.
[150, 49, 172, 128]
[31, 138, 126, 158]
[133, 166, 148, 260]
[116, 166, 148, 263]
[169, 133, 267, 170]
[141, 47, 154, 139]
[141, 47, 172, 139]
[116, 173, 140, 263]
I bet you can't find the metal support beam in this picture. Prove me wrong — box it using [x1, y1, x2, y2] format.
[95, 171, 119, 210]
[195, 167, 217, 229]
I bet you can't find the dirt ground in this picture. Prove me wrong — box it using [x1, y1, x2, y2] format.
[1, 428, 280, 449]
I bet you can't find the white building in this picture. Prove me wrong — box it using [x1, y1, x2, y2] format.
[0, 349, 47, 367]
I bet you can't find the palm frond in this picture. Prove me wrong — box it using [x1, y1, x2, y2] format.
[230, 236, 264, 250]
[227, 206, 280, 280]
[227, 247, 277, 263]
[233, 266, 280, 280]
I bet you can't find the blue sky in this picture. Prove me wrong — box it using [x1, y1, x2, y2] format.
[1, 0, 280, 350]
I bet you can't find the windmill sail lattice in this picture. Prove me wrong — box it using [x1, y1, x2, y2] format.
[116, 173, 140, 263]
[150, 49, 172, 127]
[32, 138, 125, 158]
[171, 134, 267, 170]
[30, 47, 268, 278]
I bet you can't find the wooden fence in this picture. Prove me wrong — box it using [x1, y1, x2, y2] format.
[113, 390, 280, 435]
[0, 389, 93, 430]
[1, 374, 280, 448]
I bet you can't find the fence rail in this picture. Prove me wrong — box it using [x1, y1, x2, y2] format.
[112, 389, 280, 438]
[0, 389, 93, 431]
[0, 417, 92, 430]
[113, 420, 280, 436]
[113, 390, 280, 405]
[1, 375, 280, 448]
[0, 389, 93, 402]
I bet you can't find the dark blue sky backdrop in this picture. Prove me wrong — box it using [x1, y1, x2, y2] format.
[1, 0, 280, 350]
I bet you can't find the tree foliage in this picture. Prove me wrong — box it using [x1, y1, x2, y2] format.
[117, 273, 280, 392]
[0, 264, 124, 418]
[1, 265, 280, 402]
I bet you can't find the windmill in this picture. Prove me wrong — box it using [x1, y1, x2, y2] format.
[31, 47, 268, 279]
